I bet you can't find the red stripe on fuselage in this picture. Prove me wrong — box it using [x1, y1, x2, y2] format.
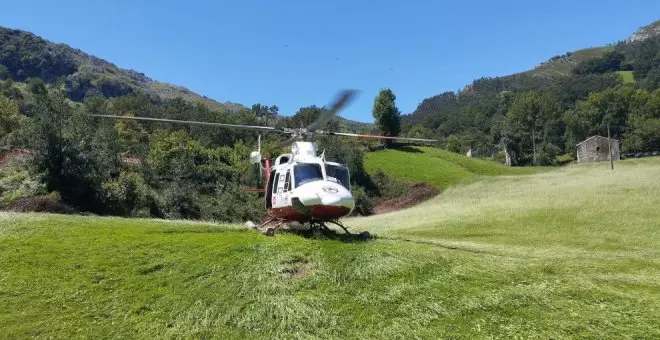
[270, 205, 351, 221]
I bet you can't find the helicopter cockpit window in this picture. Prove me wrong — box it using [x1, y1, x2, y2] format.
[325, 164, 350, 189]
[294, 163, 323, 187]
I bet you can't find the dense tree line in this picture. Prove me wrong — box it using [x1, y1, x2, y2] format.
[0, 76, 391, 220]
[402, 35, 660, 165]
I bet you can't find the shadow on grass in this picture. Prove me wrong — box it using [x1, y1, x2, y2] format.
[279, 228, 376, 243]
[392, 145, 424, 153]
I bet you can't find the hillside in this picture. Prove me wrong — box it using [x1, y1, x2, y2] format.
[469, 20, 660, 87]
[0, 26, 245, 112]
[403, 19, 660, 166]
[2, 158, 659, 338]
[364, 146, 542, 190]
[0, 27, 247, 112]
[628, 19, 660, 42]
[0, 26, 377, 132]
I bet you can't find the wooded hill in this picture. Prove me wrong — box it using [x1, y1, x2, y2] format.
[402, 20, 660, 165]
[0, 26, 392, 221]
[0, 26, 247, 112]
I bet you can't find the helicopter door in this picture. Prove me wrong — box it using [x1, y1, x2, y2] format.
[273, 170, 286, 208]
[265, 169, 276, 209]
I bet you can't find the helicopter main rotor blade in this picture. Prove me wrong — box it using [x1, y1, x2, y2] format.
[324, 131, 438, 143]
[306, 89, 357, 132]
[89, 114, 289, 133]
[273, 135, 298, 152]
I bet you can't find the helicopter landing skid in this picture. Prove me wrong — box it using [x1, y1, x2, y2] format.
[309, 219, 351, 235]
[258, 218, 353, 237]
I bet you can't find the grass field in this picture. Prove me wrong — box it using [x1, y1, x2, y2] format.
[1, 158, 659, 338]
[364, 146, 543, 190]
[617, 71, 635, 84]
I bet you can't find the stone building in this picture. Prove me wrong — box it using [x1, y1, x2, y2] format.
[576, 135, 620, 163]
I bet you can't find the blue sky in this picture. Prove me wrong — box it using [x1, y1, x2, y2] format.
[2, 1, 659, 122]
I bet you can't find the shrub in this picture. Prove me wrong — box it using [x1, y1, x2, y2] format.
[101, 171, 148, 215]
[370, 170, 410, 200]
[0, 168, 45, 207]
[351, 186, 373, 216]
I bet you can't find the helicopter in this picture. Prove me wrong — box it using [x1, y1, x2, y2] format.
[91, 90, 438, 236]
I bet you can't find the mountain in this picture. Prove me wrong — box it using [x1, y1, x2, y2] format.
[0, 26, 374, 131]
[0, 26, 245, 112]
[406, 19, 660, 122]
[628, 19, 660, 42]
[487, 19, 660, 84]
[402, 19, 660, 165]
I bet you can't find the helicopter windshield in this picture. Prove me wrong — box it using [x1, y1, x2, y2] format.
[294, 163, 323, 187]
[325, 164, 350, 189]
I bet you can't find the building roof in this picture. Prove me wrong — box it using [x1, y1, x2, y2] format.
[576, 135, 619, 146]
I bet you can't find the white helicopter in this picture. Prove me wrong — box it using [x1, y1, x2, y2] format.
[92, 90, 438, 236]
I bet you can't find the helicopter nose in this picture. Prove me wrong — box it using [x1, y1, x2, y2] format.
[321, 195, 341, 206]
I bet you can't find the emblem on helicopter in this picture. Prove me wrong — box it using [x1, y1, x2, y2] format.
[322, 186, 339, 193]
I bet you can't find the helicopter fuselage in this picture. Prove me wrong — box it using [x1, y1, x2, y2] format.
[261, 142, 355, 222]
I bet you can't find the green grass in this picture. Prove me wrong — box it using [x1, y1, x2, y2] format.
[364, 146, 543, 190]
[617, 70, 635, 84]
[2, 158, 659, 338]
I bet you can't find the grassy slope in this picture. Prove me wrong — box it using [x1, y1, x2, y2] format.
[521, 46, 611, 79]
[364, 146, 542, 190]
[2, 158, 660, 338]
[617, 70, 635, 84]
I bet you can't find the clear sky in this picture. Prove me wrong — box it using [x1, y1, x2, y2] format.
[2, 1, 659, 122]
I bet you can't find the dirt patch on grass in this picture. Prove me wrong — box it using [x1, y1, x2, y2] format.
[279, 256, 312, 279]
[372, 183, 439, 215]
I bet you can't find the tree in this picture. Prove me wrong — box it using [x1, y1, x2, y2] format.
[114, 112, 148, 156]
[404, 124, 435, 140]
[503, 91, 560, 165]
[0, 94, 22, 148]
[0, 65, 9, 80]
[27, 77, 47, 95]
[372, 89, 401, 148]
[622, 89, 660, 152]
[284, 105, 324, 128]
[251, 103, 278, 125]
[445, 135, 462, 153]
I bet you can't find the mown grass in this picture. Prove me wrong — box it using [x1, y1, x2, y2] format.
[617, 70, 635, 84]
[1, 158, 659, 338]
[364, 146, 543, 190]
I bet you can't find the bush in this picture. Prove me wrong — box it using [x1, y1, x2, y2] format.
[445, 135, 462, 153]
[3, 191, 75, 214]
[555, 153, 575, 165]
[370, 170, 410, 200]
[197, 184, 263, 222]
[101, 171, 148, 215]
[0, 168, 45, 207]
[351, 186, 373, 216]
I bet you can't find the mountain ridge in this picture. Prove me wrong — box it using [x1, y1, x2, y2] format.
[407, 19, 660, 120]
[0, 26, 244, 112]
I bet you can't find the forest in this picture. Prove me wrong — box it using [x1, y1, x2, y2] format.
[402, 34, 660, 165]
[0, 78, 399, 221]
